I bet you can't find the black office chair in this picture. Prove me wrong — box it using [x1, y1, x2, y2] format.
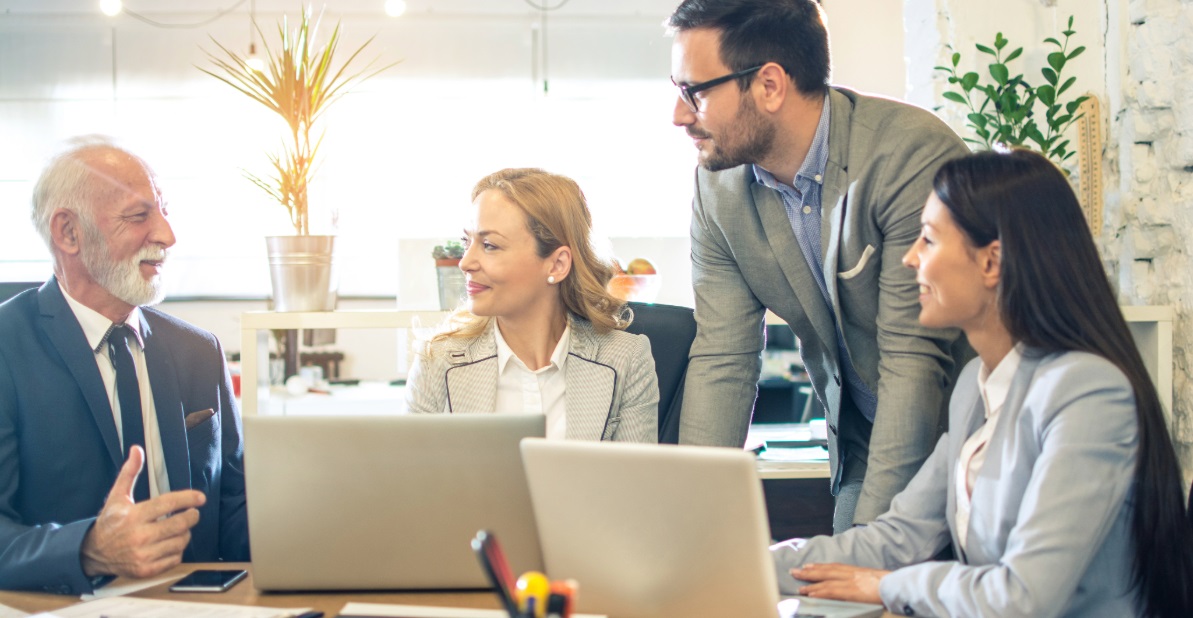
[0, 281, 41, 304]
[624, 301, 697, 444]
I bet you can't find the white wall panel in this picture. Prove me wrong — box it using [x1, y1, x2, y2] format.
[0, 19, 114, 99]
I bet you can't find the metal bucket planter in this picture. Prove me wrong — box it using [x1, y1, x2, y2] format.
[266, 235, 338, 312]
[436, 258, 465, 310]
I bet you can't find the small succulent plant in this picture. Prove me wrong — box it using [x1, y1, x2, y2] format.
[432, 240, 465, 261]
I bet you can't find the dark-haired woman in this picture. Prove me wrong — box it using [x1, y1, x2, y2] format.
[770, 149, 1193, 617]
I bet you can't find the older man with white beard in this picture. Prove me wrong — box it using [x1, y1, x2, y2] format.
[0, 138, 249, 594]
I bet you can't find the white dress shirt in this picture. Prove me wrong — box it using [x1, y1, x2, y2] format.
[493, 323, 569, 440]
[955, 344, 1022, 549]
[61, 290, 170, 498]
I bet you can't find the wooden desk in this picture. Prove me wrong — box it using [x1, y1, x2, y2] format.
[0, 564, 895, 617]
[751, 424, 835, 540]
[0, 563, 501, 616]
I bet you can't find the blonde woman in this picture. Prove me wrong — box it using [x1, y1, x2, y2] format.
[405, 168, 659, 442]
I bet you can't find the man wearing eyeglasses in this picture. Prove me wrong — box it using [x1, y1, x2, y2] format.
[668, 0, 972, 532]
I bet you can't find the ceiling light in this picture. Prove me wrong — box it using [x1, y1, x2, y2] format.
[99, 0, 123, 16]
[246, 44, 266, 72]
[384, 0, 407, 17]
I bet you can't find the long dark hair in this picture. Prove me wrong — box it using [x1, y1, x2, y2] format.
[933, 149, 1193, 617]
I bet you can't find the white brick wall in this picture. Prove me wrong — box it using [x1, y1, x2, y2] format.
[1113, 1, 1193, 470]
[906, 0, 1193, 475]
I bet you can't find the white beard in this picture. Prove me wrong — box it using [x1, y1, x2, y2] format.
[80, 224, 167, 307]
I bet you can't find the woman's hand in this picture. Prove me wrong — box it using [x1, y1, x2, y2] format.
[790, 563, 889, 605]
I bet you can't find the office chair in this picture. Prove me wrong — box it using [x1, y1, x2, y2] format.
[624, 301, 697, 444]
[0, 282, 41, 304]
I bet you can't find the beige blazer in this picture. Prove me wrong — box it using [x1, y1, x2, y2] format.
[405, 315, 658, 443]
[680, 86, 973, 522]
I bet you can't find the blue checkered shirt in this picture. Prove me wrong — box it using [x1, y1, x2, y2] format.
[752, 95, 878, 422]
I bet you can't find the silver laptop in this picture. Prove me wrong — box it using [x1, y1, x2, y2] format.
[520, 439, 884, 618]
[245, 414, 544, 591]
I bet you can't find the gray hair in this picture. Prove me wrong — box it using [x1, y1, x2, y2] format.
[30, 135, 142, 251]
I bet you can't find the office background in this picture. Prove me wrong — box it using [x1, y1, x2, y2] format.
[1, 0, 1190, 480]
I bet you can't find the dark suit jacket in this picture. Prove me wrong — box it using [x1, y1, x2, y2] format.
[0, 278, 249, 594]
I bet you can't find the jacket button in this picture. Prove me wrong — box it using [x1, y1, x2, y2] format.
[903, 604, 915, 616]
[833, 374, 841, 385]
[829, 424, 838, 435]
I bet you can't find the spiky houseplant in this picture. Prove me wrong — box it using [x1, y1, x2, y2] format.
[200, 12, 393, 234]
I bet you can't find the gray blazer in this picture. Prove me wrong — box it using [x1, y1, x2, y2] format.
[772, 350, 1141, 617]
[680, 86, 972, 521]
[405, 316, 658, 443]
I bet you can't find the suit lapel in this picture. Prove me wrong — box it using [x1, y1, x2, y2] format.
[950, 391, 985, 559]
[37, 279, 122, 469]
[955, 350, 1045, 561]
[140, 313, 191, 491]
[445, 330, 498, 413]
[752, 183, 836, 356]
[564, 322, 615, 440]
[820, 88, 853, 323]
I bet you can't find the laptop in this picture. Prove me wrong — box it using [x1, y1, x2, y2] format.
[245, 414, 545, 591]
[520, 439, 885, 618]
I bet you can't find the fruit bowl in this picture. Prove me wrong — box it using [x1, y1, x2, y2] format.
[607, 274, 661, 303]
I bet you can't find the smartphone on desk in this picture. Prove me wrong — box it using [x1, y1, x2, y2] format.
[168, 568, 248, 592]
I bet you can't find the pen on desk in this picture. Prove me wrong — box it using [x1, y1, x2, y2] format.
[293, 612, 324, 618]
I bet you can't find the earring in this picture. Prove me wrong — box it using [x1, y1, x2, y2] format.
[547, 275, 556, 284]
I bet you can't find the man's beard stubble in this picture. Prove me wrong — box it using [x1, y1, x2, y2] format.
[698, 94, 776, 172]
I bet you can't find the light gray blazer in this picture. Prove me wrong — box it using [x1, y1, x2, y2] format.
[772, 349, 1141, 617]
[405, 315, 658, 443]
[680, 86, 972, 521]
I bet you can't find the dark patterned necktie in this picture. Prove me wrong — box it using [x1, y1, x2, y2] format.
[108, 324, 150, 502]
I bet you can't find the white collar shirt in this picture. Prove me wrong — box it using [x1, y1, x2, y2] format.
[61, 289, 170, 498]
[493, 322, 569, 440]
[955, 344, 1022, 550]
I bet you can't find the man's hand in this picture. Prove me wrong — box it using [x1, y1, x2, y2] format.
[80, 445, 205, 579]
[790, 563, 889, 605]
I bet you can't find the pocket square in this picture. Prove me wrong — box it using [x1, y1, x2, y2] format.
[184, 408, 215, 429]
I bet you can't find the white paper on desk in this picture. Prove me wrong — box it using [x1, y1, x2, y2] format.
[30, 596, 312, 618]
[0, 602, 30, 618]
[758, 447, 828, 462]
[340, 602, 606, 618]
[79, 573, 176, 601]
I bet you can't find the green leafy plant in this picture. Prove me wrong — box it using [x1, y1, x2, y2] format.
[935, 15, 1089, 165]
[432, 240, 465, 261]
[200, 12, 396, 235]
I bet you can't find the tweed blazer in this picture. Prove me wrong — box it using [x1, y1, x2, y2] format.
[405, 315, 658, 443]
[772, 349, 1141, 617]
[679, 86, 973, 522]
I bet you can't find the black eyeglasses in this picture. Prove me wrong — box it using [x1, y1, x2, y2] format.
[671, 65, 764, 113]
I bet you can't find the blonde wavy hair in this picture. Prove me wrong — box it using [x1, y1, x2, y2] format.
[428, 168, 630, 349]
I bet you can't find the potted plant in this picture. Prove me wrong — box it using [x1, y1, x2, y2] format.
[200, 12, 395, 311]
[935, 15, 1089, 167]
[432, 241, 466, 310]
